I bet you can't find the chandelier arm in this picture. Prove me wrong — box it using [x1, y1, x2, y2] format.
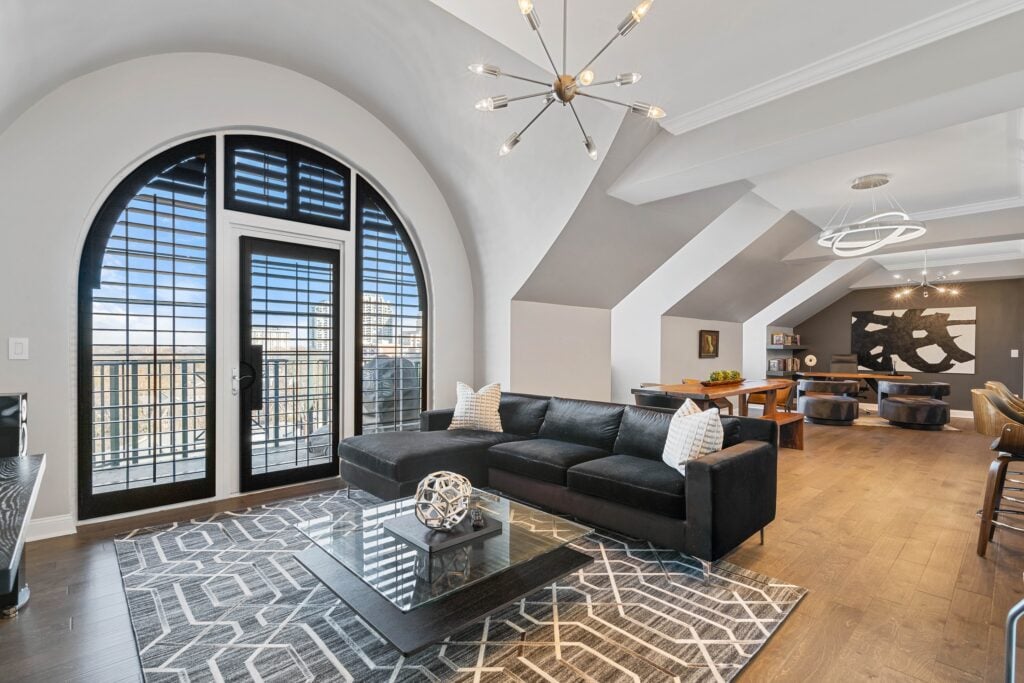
[502, 71, 554, 87]
[575, 33, 620, 80]
[576, 91, 630, 109]
[508, 90, 556, 104]
[518, 98, 557, 139]
[568, 100, 589, 139]
[534, 28, 561, 77]
[563, 0, 568, 75]
[585, 78, 626, 87]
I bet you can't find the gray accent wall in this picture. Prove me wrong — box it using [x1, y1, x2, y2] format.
[793, 278, 1024, 410]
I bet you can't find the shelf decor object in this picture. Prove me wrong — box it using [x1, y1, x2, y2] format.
[413, 471, 474, 531]
[817, 174, 926, 257]
[469, 0, 665, 159]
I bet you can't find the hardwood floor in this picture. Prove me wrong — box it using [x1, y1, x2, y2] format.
[2, 421, 1021, 681]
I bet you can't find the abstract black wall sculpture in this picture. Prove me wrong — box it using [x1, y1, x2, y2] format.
[851, 307, 976, 375]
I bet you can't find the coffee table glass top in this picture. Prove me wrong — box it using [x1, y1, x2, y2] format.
[294, 489, 591, 612]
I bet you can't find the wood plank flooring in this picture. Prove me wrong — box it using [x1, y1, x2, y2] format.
[2, 421, 1021, 681]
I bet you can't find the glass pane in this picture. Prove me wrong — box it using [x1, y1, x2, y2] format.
[249, 252, 335, 476]
[359, 193, 424, 434]
[90, 154, 210, 494]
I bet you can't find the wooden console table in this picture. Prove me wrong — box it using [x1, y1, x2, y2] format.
[0, 454, 45, 618]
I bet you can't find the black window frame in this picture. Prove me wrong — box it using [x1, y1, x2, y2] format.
[225, 135, 351, 230]
[354, 177, 429, 435]
[77, 136, 217, 519]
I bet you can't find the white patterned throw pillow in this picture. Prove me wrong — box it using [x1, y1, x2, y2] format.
[448, 382, 503, 432]
[662, 400, 724, 475]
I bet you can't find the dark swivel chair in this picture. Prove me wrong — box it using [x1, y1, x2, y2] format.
[830, 353, 868, 398]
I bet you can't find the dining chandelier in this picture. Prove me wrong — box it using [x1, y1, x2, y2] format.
[818, 174, 927, 257]
[469, 0, 665, 160]
[892, 252, 961, 300]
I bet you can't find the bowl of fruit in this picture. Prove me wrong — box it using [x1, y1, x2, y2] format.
[701, 370, 744, 387]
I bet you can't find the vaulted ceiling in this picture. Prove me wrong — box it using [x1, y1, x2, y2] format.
[4, 0, 1024, 382]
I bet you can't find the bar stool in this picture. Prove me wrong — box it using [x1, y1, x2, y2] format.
[977, 421, 1024, 557]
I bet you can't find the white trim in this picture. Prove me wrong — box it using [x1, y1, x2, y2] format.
[951, 408, 975, 420]
[662, 0, 1024, 135]
[913, 195, 1024, 221]
[27, 513, 76, 542]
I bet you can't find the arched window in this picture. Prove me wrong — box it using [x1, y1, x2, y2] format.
[78, 138, 216, 519]
[356, 179, 428, 434]
[77, 134, 429, 517]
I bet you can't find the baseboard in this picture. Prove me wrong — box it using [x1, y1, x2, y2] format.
[27, 513, 77, 542]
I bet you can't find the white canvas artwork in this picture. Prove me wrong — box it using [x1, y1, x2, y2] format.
[851, 307, 976, 375]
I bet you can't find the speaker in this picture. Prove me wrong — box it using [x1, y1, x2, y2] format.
[0, 393, 27, 457]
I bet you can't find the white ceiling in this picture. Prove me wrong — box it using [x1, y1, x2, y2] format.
[753, 109, 1024, 225]
[430, 0, 1012, 133]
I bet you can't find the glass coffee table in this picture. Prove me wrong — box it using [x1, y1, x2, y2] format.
[295, 489, 592, 655]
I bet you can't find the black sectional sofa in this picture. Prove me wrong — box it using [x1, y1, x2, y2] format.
[339, 393, 778, 565]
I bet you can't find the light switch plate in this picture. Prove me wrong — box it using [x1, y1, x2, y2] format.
[1013, 349, 1020, 358]
[8, 337, 28, 360]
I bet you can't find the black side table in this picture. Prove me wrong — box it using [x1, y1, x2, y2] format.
[0, 454, 45, 618]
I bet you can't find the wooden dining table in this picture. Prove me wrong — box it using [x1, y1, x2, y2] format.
[632, 379, 794, 418]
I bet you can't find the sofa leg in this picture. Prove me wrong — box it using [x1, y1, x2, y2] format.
[760, 528, 765, 545]
[345, 482, 351, 499]
[700, 559, 712, 586]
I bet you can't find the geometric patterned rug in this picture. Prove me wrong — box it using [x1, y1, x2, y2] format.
[114, 489, 806, 682]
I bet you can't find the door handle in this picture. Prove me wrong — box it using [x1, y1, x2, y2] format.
[238, 345, 264, 411]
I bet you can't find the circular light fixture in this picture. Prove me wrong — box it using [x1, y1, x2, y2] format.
[817, 174, 927, 257]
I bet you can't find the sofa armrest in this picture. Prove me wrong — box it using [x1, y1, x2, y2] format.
[684, 440, 777, 562]
[733, 416, 778, 446]
[420, 409, 454, 431]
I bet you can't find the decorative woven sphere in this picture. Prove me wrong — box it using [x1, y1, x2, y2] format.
[414, 471, 473, 531]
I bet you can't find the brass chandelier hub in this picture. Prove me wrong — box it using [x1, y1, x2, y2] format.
[554, 75, 577, 103]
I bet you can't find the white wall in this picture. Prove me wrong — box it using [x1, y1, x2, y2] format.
[0, 54, 474, 528]
[660, 317, 743, 383]
[610, 193, 786, 403]
[509, 301, 611, 401]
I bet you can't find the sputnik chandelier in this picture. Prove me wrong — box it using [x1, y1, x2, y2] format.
[818, 174, 927, 257]
[892, 252, 961, 300]
[469, 0, 665, 160]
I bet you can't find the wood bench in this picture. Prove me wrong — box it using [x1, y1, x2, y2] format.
[1, 454, 45, 618]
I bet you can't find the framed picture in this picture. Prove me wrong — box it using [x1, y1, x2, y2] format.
[771, 333, 786, 345]
[699, 330, 720, 359]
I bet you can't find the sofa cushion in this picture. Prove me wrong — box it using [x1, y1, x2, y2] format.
[720, 416, 742, 448]
[499, 394, 550, 437]
[340, 430, 525, 482]
[567, 455, 686, 519]
[612, 406, 672, 460]
[537, 397, 624, 451]
[662, 406, 724, 475]
[489, 439, 610, 486]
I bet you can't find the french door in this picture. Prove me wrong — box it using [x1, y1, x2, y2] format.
[238, 236, 341, 492]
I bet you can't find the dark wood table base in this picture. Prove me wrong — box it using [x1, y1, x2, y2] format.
[297, 543, 592, 655]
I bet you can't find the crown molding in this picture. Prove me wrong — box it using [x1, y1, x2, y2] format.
[913, 195, 1024, 221]
[662, 0, 1024, 136]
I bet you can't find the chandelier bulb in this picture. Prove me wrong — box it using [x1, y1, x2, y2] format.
[616, 72, 642, 86]
[499, 132, 521, 157]
[633, 0, 654, 21]
[585, 136, 598, 160]
[475, 95, 508, 112]
[630, 101, 666, 119]
[468, 63, 502, 78]
[579, 70, 595, 86]
[517, 0, 533, 14]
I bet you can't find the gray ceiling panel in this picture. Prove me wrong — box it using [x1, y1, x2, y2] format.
[771, 260, 882, 328]
[664, 211, 824, 321]
[514, 117, 751, 308]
